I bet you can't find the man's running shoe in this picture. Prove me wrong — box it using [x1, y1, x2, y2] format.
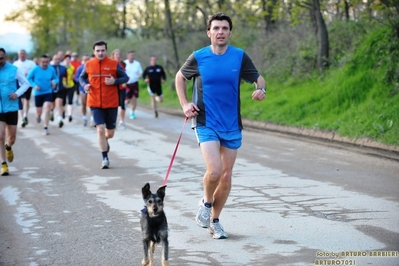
[83, 118, 88, 127]
[208, 220, 228, 239]
[5, 146, 13, 162]
[1, 164, 9, 176]
[69, 116, 73, 122]
[21, 117, 28, 127]
[129, 112, 136, 119]
[119, 121, 126, 129]
[155, 111, 158, 118]
[101, 158, 109, 169]
[50, 112, 54, 121]
[196, 199, 211, 228]
[44, 128, 49, 135]
[59, 120, 64, 128]
[36, 116, 41, 123]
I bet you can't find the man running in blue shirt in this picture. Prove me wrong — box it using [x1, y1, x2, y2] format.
[0, 48, 30, 175]
[27, 54, 59, 135]
[175, 13, 267, 239]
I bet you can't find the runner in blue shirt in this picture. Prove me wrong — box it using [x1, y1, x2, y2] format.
[175, 12, 267, 239]
[27, 54, 59, 135]
[0, 48, 30, 175]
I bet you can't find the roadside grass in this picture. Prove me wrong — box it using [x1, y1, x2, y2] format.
[137, 64, 398, 146]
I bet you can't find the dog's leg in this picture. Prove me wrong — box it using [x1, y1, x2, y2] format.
[142, 240, 150, 266]
[161, 238, 169, 266]
[148, 241, 155, 266]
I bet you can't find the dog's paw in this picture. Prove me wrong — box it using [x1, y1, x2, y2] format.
[141, 259, 149, 266]
[162, 260, 169, 266]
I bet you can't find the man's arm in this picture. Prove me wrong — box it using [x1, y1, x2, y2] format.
[251, 75, 267, 101]
[79, 65, 89, 88]
[51, 68, 59, 85]
[27, 67, 37, 88]
[14, 69, 30, 97]
[255, 75, 266, 90]
[161, 66, 166, 81]
[175, 70, 199, 118]
[114, 63, 129, 85]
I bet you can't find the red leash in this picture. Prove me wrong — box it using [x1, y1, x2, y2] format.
[162, 117, 189, 186]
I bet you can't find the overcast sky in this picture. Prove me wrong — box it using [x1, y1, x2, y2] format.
[0, 0, 33, 53]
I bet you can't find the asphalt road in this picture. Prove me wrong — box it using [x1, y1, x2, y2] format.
[0, 105, 398, 266]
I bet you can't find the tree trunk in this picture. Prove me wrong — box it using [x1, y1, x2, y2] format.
[312, 0, 329, 71]
[344, 0, 350, 21]
[121, 0, 127, 38]
[164, 0, 180, 73]
[261, 0, 277, 34]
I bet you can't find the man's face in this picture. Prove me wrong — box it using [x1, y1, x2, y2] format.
[150, 56, 156, 66]
[0, 52, 6, 67]
[127, 52, 135, 62]
[207, 20, 231, 46]
[57, 51, 64, 59]
[18, 50, 27, 61]
[94, 45, 107, 60]
[82, 55, 89, 63]
[39, 57, 50, 69]
[52, 55, 60, 66]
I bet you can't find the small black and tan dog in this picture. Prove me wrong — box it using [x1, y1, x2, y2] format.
[140, 183, 169, 266]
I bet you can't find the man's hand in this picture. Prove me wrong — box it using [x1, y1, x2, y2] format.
[9, 93, 18, 100]
[104, 74, 115, 85]
[252, 89, 266, 101]
[35, 85, 40, 91]
[183, 103, 199, 119]
[51, 80, 56, 89]
[84, 84, 90, 93]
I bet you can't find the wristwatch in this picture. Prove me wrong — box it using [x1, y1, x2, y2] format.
[257, 88, 266, 94]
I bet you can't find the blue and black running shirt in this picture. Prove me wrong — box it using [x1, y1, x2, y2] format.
[180, 45, 260, 131]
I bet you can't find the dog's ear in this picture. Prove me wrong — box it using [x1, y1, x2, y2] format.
[142, 183, 151, 200]
[157, 185, 166, 200]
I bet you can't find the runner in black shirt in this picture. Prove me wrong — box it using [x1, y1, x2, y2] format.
[142, 56, 166, 118]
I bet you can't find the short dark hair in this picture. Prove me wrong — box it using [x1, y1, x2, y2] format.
[93, 40, 108, 50]
[41, 54, 49, 59]
[207, 12, 233, 31]
[127, 50, 135, 54]
[0, 48, 6, 54]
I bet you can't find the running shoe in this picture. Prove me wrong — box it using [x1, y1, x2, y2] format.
[101, 158, 109, 169]
[155, 111, 158, 118]
[129, 112, 136, 119]
[22, 117, 28, 127]
[5, 146, 13, 163]
[69, 116, 73, 122]
[208, 220, 228, 239]
[44, 128, 49, 135]
[119, 121, 126, 129]
[36, 116, 41, 123]
[196, 199, 211, 228]
[59, 120, 64, 128]
[83, 118, 88, 127]
[1, 164, 9, 176]
[50, 112, 54, 121]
